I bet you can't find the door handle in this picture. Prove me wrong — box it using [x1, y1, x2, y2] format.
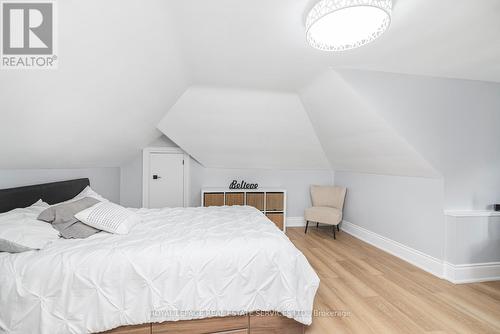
[152, 174, 162, 180]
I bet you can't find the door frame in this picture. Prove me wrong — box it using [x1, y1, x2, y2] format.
[142, 147, 190, 208]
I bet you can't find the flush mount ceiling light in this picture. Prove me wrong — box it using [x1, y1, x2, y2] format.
[306, 0, 392, 51]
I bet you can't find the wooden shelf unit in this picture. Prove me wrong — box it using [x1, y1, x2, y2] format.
[202, 188, 287, 231]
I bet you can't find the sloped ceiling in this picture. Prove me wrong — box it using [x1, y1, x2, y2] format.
[333, 70, 500, 208]
[299, 69, 439, 177]
[0, 0, 188, 168]
[1, 0, 499, 175]
[158, 86, 330, 169]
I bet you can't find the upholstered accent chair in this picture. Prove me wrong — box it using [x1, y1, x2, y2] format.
[304, 185, 347, 239]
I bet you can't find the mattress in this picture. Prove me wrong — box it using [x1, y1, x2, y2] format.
[0, 206, 319, 334]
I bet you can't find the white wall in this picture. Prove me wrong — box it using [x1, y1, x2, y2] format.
[120, 136, 333, 215]
[335, 171, 445, 259]
[335, 170, 500, 282]
[190, 160, 334, 217]
[0, 168, 120, 203]
[120, 155, 144, 208]
[121, 155, 333, 217]
[445, 214, 500, 265]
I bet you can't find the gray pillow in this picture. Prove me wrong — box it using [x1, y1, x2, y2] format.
[38, 197, 101, 239]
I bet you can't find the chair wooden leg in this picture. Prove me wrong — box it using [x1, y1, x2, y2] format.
[305, 221, 309, 234]
[333, 226, 336, 239]
[337, 225, 340, 232]
[316, 222, 319, 228]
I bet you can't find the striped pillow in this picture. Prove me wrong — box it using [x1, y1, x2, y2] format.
[74, 202, 140, 234]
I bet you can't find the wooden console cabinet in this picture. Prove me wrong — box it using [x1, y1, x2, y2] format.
[202, 188, 287, 231]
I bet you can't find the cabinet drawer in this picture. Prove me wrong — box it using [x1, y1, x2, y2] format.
[101, 324, 150, 334]
[249, 314, 303, 334]
[152, 316, 248, 334]
[246, 193, 264, 211]
[204, 193, 225, 207]
[265, 193, 284, 211]
[266, 213, 284, 230]
[225, 192, 245, 206]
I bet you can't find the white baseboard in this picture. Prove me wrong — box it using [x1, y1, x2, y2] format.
[341, 220, 444, 278]
[286, 216, 306, 227]
[297, 219, 500, 284]
[443, 262, 500, 284]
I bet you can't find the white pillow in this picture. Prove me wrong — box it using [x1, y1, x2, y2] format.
[74, 202, 140, 234]
[29, 199, 50, 210]
[73, 186, 108, 202]
[54, 186, 108, 206]
[0, 200, 60, 253]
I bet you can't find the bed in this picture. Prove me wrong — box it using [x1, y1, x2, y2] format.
[0, 179, 319, 334]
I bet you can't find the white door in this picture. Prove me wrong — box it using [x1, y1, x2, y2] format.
[148, 153, 185, 208]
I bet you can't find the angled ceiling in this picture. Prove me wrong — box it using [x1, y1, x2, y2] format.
[169, 0, 500, 90]
[333, 69, 500, 208]
[299, 69, 439, 177]
[0, 0, 499, 174]
[157, 75, 441, 176]
[158, 86, 330, 170]
[0, 0, 188, 168]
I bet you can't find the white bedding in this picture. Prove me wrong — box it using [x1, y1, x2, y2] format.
[0, 206, 319, 334]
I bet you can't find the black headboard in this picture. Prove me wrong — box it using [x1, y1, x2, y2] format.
[0, 178, 90, 213]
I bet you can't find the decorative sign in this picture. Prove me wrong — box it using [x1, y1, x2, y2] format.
[229, 180, 258, 190]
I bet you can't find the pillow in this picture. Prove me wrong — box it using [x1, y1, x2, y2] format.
[71, 186, 108, 203]
[0, 200, 60, 253]
[0, 199, 49, 219]
[50, 186, 109, 206]
[29, 199, 50, 210]
[38, 197, 102, 239]
[75, 202, 140, 234]
[55, 186, 109, 205]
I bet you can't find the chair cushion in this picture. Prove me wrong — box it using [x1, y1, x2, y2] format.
[310, 185, 346, 209]
[304, 206, 342, 226]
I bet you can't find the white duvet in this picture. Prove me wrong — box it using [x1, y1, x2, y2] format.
[0, 206, 319, 334]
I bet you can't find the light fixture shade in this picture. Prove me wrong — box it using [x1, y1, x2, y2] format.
[306, 0, 392, 51]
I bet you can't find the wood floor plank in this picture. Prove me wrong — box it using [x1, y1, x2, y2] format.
[469, 283, 500, 302]
[354, 268, 445, 332]
[286, 227, 500, 334]
[324, 278, 402, 334]
[435, 290, 500, 331]
[364, 295, 428, 334]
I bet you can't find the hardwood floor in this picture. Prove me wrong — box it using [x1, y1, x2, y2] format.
[286, 227, 500, 334]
